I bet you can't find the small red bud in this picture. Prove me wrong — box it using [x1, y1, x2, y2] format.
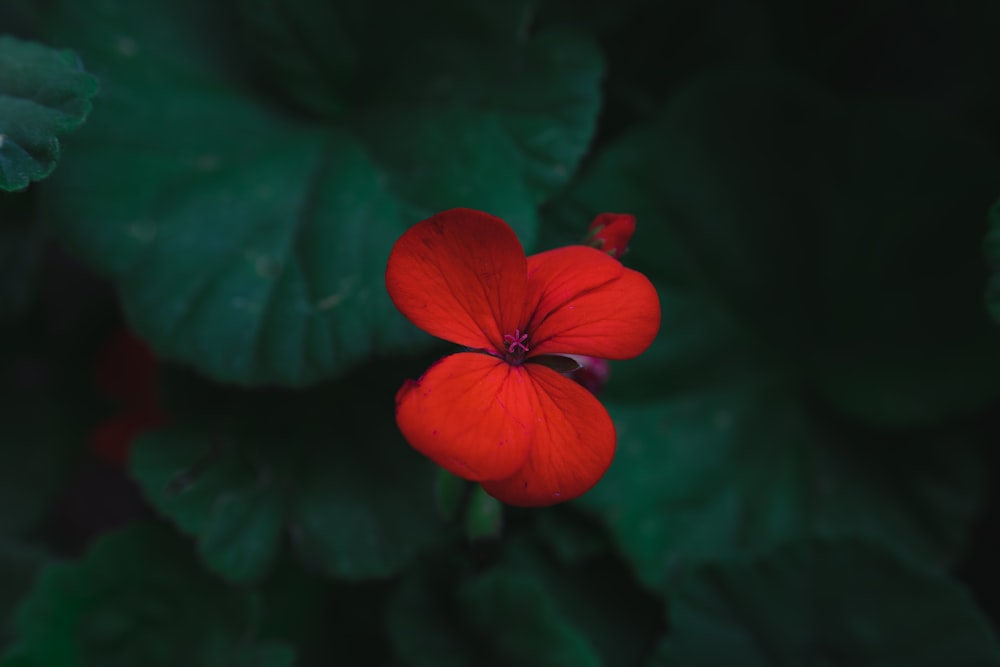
[563, 354, 610, 396]
[586, 213, 636, 258]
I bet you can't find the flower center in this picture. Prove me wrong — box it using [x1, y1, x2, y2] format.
[502, 328, 530, 364]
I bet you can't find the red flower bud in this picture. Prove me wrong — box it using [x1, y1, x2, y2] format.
[586, 213, 636, 258]
[89, 329, 169, 467]
[563, 354, 611, 396]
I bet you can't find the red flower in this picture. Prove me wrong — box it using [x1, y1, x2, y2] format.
[586, 213, 636, 257]
[385, 209, 660, 507]
[89, 329, 169, 467]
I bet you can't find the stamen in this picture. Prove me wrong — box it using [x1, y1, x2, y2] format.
[503, 329, 529, 354]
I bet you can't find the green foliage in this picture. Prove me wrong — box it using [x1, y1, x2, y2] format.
[651, 538, 1000, 666]
[0, 35, 97, 191]
[385, 536, 662, 667]
[1, 1, 1000, 665]
[0, 524, 295, 667]
[551, 70, 1000, 425]
[131, 379, 446, 584]
[580, 396, 987, 592]
[37, 0, 603, 386]
[458, 570, 601, 667]
[0, 542, 44, 649]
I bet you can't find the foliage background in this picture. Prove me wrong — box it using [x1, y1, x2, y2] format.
[3, 0, 1000, 664]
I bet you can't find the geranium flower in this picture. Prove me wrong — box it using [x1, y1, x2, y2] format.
[385, 209, 660, 507]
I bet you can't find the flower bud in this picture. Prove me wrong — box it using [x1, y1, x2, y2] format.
[564, 354, 611, 396]
[586, 213, 636, 258]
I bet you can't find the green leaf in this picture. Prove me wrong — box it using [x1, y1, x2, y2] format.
[0, 35, 97, 191]
[531, 507, 609, 565]
[131, 370, 445, 584]
[460, 571, 602, 667]
[387, 558, 603, 667]
[499, 535, 664, 667]
[546, 70, 997, 588]
[1, 524, 295, 667]
[650, 538, 1000, 666]
[580, 394, 987, 592]
[0, 542, 44, 648]
[464, 485, 503, 542]
[552, 69, 1000, 425]
[256, 556, 394, 667]
[39, 0, 602, 386]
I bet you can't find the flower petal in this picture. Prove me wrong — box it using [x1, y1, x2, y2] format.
[523, 246, 661, 359]
[482, 364, 615, 507]
[386, 209, 527, 352]
[395, 353, 534, 482]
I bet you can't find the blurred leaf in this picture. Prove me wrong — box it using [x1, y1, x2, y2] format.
[434, 469, 467, 522]
[388, 532, 662, 667]
[650, 538, 1000, 666]
[386, 558, 476, 667]
[0, 542, 44, 649]
[0, 523, 295, 667]
[552, 69, 1000, 424]
[551, 72, 994, 589]
[257, 556, 393, 667]
[460, 571, 601, 667]
[500, 535, 663, 667]
[0, 35, 97, 191]
[464, 486, 503, 542]
[581, 395, 987, 592]
[131, 378, 445, 584]
[38, 0, 602, 386]
[531, 507, 609, 565]
[387, 557, 602, 667]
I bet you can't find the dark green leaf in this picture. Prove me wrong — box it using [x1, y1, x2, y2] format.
[464, 486, 503, 541]
[387, 560, 476, 667]
[131, 377, 445, 584]
[552, 69, 1000, 424]
[531, 507, 609, 565]
[499, 535, 664, 667]
[545, 70, 996, 589]
[40, 0, 602, 386]
[460, 571, 601, 667]
[0, 524, 295, 667]
[387, 556, 603, 667]
[0, 35, 97, 191]
[0, 542, 44, 649]
[434, 469, 468, 522]
[580, 393, 987, 592]
[651, 538, 1000, 667]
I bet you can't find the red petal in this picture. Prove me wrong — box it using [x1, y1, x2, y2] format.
[523, 246, 660, 359]
[481, 364, 615, 507]
[385, 209, 527, 352]
[395, 353, 534, 481]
